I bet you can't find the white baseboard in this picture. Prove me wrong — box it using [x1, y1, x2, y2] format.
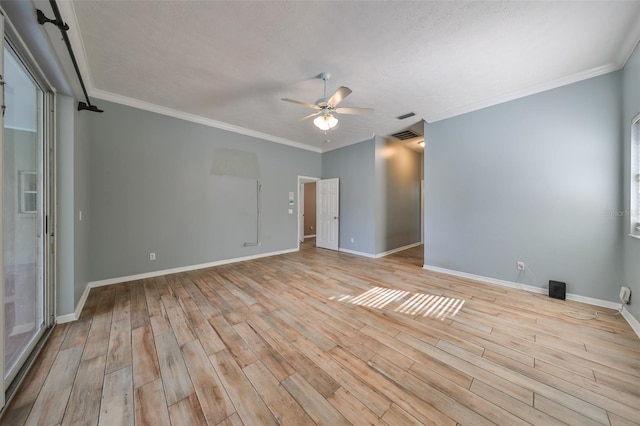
[621, 306, 640, 339]
[339, 242, 422, 259]
[376, 242, 422, 258]
[339, 248, 376, 258]
[422, 264, 621, 310]
[565, 293, 621, 310]
[57, 248, 299, 324]
[57, 283, 92, 324]
[56, 312, 76, 324]
[88, 248, 299, 288]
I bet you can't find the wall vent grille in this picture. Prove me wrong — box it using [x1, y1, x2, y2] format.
[391, 129, 420, 140]
[396, 112, 416, 120]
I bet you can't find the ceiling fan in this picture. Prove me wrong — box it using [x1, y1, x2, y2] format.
[282, 72, 373, 131]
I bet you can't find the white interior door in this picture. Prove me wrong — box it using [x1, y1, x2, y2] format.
[316, 178, 339, 251]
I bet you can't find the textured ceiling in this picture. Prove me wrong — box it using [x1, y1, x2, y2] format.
[63, 1, 640, 152]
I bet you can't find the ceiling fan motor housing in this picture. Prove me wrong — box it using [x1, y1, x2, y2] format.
[316, 98, 329, 108]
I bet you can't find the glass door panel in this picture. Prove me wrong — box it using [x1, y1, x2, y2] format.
[3, 44, 45, 385]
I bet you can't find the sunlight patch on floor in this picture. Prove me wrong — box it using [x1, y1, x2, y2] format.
[329, 286, 464, 320]
[345, 286, 410, 309]
[395, 294, 465, 319]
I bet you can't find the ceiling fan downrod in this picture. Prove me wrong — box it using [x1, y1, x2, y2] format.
[319, 72, 331, 103]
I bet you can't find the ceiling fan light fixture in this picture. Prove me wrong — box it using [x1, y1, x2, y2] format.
[313, 113, 338, 131]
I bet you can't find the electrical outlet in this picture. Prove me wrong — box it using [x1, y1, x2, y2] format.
[620, 286, 631, 304]
[517, 261, 525, 271]
[150, 252, 156, 261]
[350, 237, 355, 243]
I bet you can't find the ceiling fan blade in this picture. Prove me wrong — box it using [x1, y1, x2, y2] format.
[327, 86, 352, 107]
[282, 98, 320, 110]
[299, 112, 321, 121]
[335, 107, 374, 115]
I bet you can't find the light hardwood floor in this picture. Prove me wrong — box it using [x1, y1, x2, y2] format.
[2, 243, 639, 426]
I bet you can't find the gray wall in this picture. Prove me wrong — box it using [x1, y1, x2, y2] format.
[87, 100, 321, 281]
[375, 137, 422, 253]
[322, 139, 377, 255]
[424, 72, 623, 302]
[56, 95, 74, 315]
[322, 137, 422, 256]
[55, 95, 92, 315]
[622, 42, 640, 319]
[74, 105, 91, 306]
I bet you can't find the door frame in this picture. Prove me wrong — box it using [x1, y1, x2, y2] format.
[297, 176, 319, 249]
[0, 14, 5, 411]
[421, 179, 424, 244]
[2, 47, 54, 387]
[1, 9, 56, 409]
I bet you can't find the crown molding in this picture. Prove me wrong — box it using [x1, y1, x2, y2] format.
[56, 0, 94, 92]
[427, 63, 621, 123]
[90, 89, 321, 153]
[320, 133, 376, 153]
[56, 1, 634, 153]
[615, 8, 640, 68]
[55, 1, 321, 154]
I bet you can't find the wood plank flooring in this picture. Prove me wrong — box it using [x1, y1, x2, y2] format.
[2, 243, 639, 425]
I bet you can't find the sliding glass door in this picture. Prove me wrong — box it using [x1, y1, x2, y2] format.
[2, 39, 50, 391]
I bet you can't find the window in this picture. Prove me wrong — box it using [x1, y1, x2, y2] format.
[631, 114, 640, 237]
[18, 170, 37, 214]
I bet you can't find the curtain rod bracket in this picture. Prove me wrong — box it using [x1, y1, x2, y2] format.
[36, 9, 69, 31]
[38, 1, 104, 113]
[78, 102, 103, 113]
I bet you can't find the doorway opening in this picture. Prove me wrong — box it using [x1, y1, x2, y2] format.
[303, 182, 317, 240]
[1, 22, 55, 410]
[297, 176, 319, 249]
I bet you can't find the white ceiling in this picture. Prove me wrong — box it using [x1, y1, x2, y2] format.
[60, 1, 640, 152]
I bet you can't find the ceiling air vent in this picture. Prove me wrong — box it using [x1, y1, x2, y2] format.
[396, 112, 416, 120]
[391, 129, 420, 140]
